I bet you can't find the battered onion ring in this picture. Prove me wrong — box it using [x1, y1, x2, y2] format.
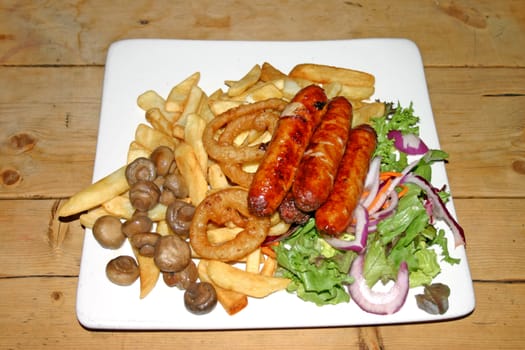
[220, 162, 254, 189]
[203, 98, 286, 164]
[189, 187, 271, 261]
[216, 104, 280, 187]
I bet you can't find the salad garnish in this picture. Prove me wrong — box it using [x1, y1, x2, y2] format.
[273, 102, 464, 315]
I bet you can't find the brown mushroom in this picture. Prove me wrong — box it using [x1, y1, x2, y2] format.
[154, 234, 191, 272]
[159, 188, 177, 206]
[121, 214, 153, 238]
[163, 171, 189, 199]
[92, 215, 126, 249]
[125, 157, 157, 185]
[106, 255, 140, 286]
[165, 200, 195, 239]
[150, 146, 175, 177]
[129, 232, 161, 257]
[162, 260, 198, 290]
[129, 180, 160, 212]
[184, 282, 218, 315]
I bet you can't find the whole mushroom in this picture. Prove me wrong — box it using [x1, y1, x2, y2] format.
[129, 180, 160, 212]
[154, 234, 191, 273]
[121, 214, 153, 238]
[165, 200, 195, 239]
[106, 255, 140, 286]
[129, 232, 161, 257]
[125, 157, 157, 185]
[150, 146, 175, 177]
[163, 171, 189, 199]
[163, 260, 198, 290]
[184, 282, 218, 315]
[92, 215, 126, 249]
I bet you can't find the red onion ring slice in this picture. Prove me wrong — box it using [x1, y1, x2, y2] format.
[348, 254, 409, 315]
[387, 130, 429, 155]
[402, 174, 466, 247]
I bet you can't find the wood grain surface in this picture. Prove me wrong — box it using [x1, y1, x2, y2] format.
[1, 1, 524, 349]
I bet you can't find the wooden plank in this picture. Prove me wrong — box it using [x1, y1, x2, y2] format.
[427, 67, 525, 198]
[0, 1, 523, 67]
[0, 199, 85, 277]
[454, 198, 525, 281]
[0, 67, 103, 198]
[0, 278, 521, 349]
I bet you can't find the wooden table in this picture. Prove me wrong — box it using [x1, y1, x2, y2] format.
[1, 1, 524, 349]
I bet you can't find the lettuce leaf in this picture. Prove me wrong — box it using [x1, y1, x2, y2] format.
[274, 219, 356, 306]
[371, 102, 420, 172]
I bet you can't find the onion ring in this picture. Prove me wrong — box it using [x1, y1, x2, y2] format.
[220, 162, 254, 189]
[203, 98, 285, 164]
[189, 187, 271, 261]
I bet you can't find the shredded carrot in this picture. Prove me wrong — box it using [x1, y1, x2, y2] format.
[379, 171, 403, 180]
[360, 190, 370, 200]
[397, 184, 410, 198]
[366, 178, 392, 211]
[261, 245, 277, 259]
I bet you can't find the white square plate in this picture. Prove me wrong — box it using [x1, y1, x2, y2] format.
[76, 38, 475, 330]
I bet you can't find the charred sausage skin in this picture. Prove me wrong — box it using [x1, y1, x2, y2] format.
[248, 85, 327, 217]
[315, 124, 377, 235]
[292, 96, 353, 212]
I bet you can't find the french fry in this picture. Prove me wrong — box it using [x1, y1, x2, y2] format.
[209, 99, 243, 116]
[245, 248, 261, 273]
[269, 220, 291, 236]
[171, 124, 185, 140]
[289, 63, 375, 87]
[135, 123, 177, 151]
[145, 108, 173, 136]
[165, 72, 200, 113]
[176, 85, 204, 126]
[281, 78, 305, 100]
[323, 81, 342, 99]
[260, 62, 287, 82]
[184, 113, 208, 174]
[58, 165, 129, 217]
[102, 195, 167, 221]
[260, 256, 278, 277]
[198, 260, 248, 315]
[79, 206, 111, 228]
[127, 141, 150, 164]
[208, 163, 230, 190]
[207, 226, 243, 245]
[242, 82, 283, 103]
[227, 64, 261, 97]
[198, 94, 215, 123]
[353, 101, 386, 126]
[156, 220, 172, 236]
[137, 90, 178, 123]
[339, 84, 375, 101]
[206, 260, 290, 298]
[174, 142, 208, 206]
[132, 247, 160, 299]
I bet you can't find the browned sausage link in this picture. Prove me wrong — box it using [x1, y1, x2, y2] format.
[248, 85, 328, 217]
[292, 96, 353, 212]
[278, 191, 310, 225]
[315, 124, 377, 235]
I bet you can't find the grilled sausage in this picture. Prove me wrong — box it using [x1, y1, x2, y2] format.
[292, 96, 353, 212]
[278, 191, 310, 225]
[248, 85, 328, 217]
[315, 124, 377, 235]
